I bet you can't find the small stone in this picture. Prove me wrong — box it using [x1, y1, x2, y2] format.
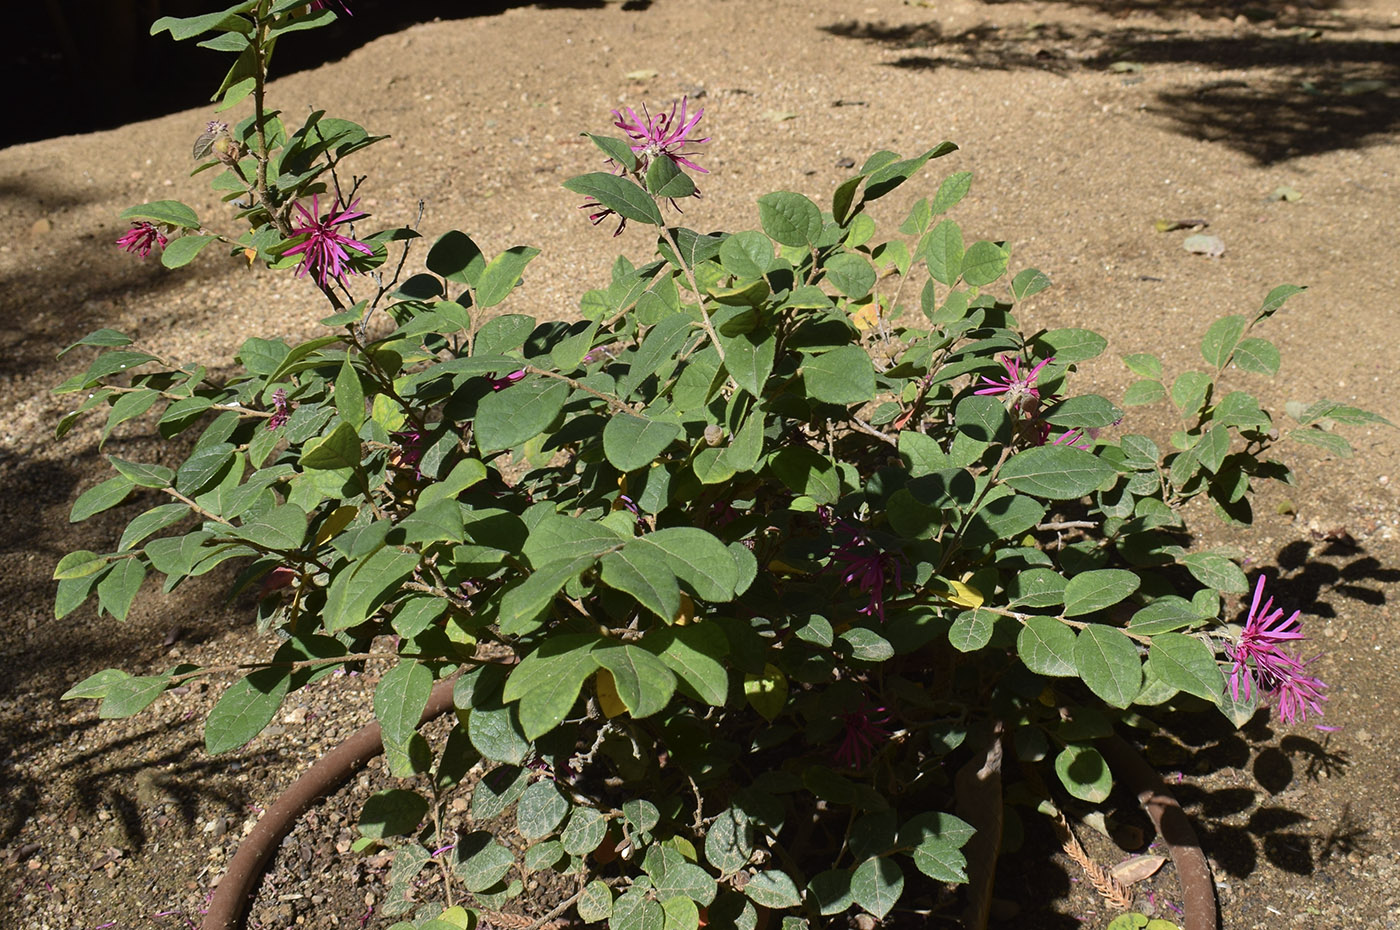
[30, 218, 51, 235]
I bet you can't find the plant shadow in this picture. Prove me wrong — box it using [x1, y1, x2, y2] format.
[821, 5, 1400, 164]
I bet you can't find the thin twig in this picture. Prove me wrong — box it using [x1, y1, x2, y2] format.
[849, 416, 898, 448]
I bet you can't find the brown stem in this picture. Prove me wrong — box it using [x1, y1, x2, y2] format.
[1097, 735, 1218, 930]
[200, 678, 457, 930]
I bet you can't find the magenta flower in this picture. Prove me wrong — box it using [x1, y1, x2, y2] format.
[612, 97, 709, 174]
[829, 521, 905, 623]
[1227, 575, 1328, 724]
[1051, 427, 1091, 450]
[390, 430, 425, 474]
[488, 369, 527, 391]
[834, 701, 890, 768]
[267, 388, 292, 431]
[282, 195, 373, 288]
[975, 354, 1055, 407]
[116, 221, 168, 259]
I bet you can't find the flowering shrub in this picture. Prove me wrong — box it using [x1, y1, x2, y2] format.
[57, 2, 1390, 928]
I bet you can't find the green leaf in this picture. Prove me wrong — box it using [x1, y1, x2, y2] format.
[804, 345, 876, 405]
[53, 550, 109, 580]
[205, 668, 291, 753]
[563, 172, 663, 226]
[397, 498, 465, 545]
[1034, 328, 1108, 363]
[959, 240, 1008, 287]
[705, 807, 754, 874]
[620, 312, 694, 398]
[646, 156, 697, 200]
[502, 635, 599, 739]
[455, 831, 516, 892]
[586, 132, 638, 172]
[1122, 353, 1163, 380]
[1011, 267, 1052, 300]
[948, 609, 994, 652]
[70, 475, 135, 522]
[603, 544, 682, 621]
[360, 789, 428, 839]
[160, 234, 217, 268]
[850, 857, 903, 919]
[825, 252, 876, 299]
[634, 527, 740, 601]
[231, 503, 307, 551]
[604, 414, 682, 472]
[612, 891, 666, 930]
[498, 555, 597, 636]
[930, 170, 973, 214]
[842, 627, 895, 662]
[1122, 379, 1167, 406]
[756, 192, 823, 248]
[374, 660, 433, 750]
[1073, 625, 1142, 708]
[745, 871, 801, 909]
[1181, 550, 1249, 594]
[426, 230, 486, 285]
[579, 881, 615, 923]
[663, 897, 700, 930]
[594, 643, 677, 718]
[1054, 744, 1112, 803]
[475, 379, 570, 454]
[719, 230, 776, 278]
[120, 199, 200, 229]
[720, 328, 776, 400]
[1291, 427, 1353, 457]
[920, 219, 963, 287]
[1256, 283, 1305, 322]
[334, 360, 365, 429]
[1016, 616, 1077, 676]
[476, 246, 541, 308]
[646, 846, 718, 905]
[324, 546, 418, 630]
[1201, 314, 1247, 369]
[863, 142, 956, 201]
[96, 557, 146, 620]
[560, 805, 608, 856]
[1062, 569, 1140, 617]
[1171, 370, 1212, 419]
[1232, 337, 1280, 376]
[107, 456, 174, 489]
[1000, 446, 1116, 500]
[517, 780, 569, 839]
[769, 446, 839, 505]
[1127, 597, 1203, 636]
[98, 674, 169, 719]
[299, 422, 361, 470]
[57, 327, 134, 358]
[1148, 633, 1225, 701]
[653, 624, 730, 706]
[61, 668, 130, 701]
[809, 869, 854, 915]
[1044, 395, 1124, 429]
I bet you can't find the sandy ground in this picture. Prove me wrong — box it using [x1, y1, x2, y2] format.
[2, 0, 1399, 927]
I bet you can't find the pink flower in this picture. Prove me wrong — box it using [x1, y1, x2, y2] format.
[612, 97, 709, 174]
[1051, 428, 1091, 450]
[282, 195, 373, 287]
[488, 369, 527, 391]
[974, 354, 1055, 406]
[390, 430, 425, 474]
[116, 221, 168, 259]
[829, 521, 904, 623]
[834, 701, 890, 768]
[267, 388, 292, 431]
[1227, 575, 1328, 724]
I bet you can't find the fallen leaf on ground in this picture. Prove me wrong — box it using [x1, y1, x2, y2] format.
[1183, 233, 1225, 257]
[1110, 854, 1168, 886]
